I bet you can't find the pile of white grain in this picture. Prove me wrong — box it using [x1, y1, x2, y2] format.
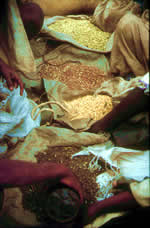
[64, 95, 113, 121]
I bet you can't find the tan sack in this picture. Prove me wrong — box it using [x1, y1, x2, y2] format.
[92, 0, 141, 33]
[110, 11, 149, 77]
[42, 15, 114, 53]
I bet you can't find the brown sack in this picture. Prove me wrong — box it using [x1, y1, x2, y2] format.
[92, 0, 141, 33]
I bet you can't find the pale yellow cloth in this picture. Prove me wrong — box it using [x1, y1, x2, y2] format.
[84, 212, 124, 228]
[130, 178, 150, 207]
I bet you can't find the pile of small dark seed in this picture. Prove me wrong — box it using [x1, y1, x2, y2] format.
[20, 146, 105, 223]
[35, 146, 102, 204]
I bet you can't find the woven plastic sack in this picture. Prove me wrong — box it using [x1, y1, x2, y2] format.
[41, 15, 114, 53]
[92, 0, 141, 33]
[0, 82, 41, 141]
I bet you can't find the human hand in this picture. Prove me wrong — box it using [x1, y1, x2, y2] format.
[89, 119, 106, 133]
[60, 172, 84, 204]
[42, 162, 84, 204]
[0, 60, 24, 95]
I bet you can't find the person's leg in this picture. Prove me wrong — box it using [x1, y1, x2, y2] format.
[18, 2, 44, 40]
[110, 13, 149, 77]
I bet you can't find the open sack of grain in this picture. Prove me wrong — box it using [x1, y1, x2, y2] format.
[0, 125, 111, 227]
[30, 79, 114, 131]
[41, 15, 114, 53]
[32, 41, 113, 131]
[33, 39, 148, 133]
[31, 70, 148, 132]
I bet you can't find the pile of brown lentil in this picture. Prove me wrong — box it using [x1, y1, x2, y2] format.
[47, 18, 111, 51]
[38, 60, 111, 91]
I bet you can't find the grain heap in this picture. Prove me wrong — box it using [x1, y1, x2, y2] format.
[38, 60, 111, 91]
[35, 146, 102, 205]
[48, 18, 111, 51]
[64, 95, 113, 121]
[21, 146, 104, 223]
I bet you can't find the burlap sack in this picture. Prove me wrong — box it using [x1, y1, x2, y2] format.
[41, 43, 110, 73]
[41, 15, 114, 53]
[29, 74, 147, 133]
[94, 75, 148, 105]
[92, 0, 141, 33]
